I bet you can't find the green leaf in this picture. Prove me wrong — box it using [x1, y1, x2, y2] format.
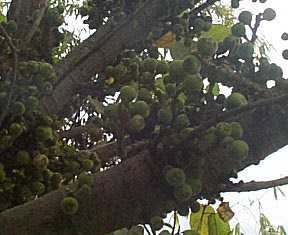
[234, 223, 241, 235]
[208, 213, 230, 235]
[190, 205, 230, 235]
[202, 24, 231, 42]
[212, 83, 220, 96]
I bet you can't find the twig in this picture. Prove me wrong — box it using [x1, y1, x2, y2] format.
[251, 14, 262, 43]
[191, 0, 220, 16]
[171, 210, 177, 235]
[0, 24, 18, 128]
[24, 0, 49, 45]
[143, 225, 152, 235]
[191, 93, 288, 138]
[223, 176, 288, 192]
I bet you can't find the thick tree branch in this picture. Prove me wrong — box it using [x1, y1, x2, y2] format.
[40, 0, 222, 116]
[0, 102, 288, 234]
[8, 0, 49, 44]
[224, 176, 288, 192]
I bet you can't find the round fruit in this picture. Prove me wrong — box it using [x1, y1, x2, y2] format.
[183, 55, 201, 74]
[120, 86, 137, 103]
[6, 20, 17, 33]
[180, 127, 194, 141]
[230, 122, 244, 139]
[190, 201, 201, 213]
[281, 33, 288, 41]
[226, 92, 248, 109]
[51, 173, 62, 188]
[12, 101, 26, 116]
[35, 126, 53, 141]
[32, 154, 49, 169]
[282, 49, 288, 60]
[82, 159, 94, 171]
[159, 230, 171, 235]
[238, 11, 252, 25]
[78, 172, 93, 186]
[186, 178, 202, 193]
[30, 181, 45, 195]
[231, 23, 246, 37]
[231, 0, 239, 8]
[173, 114, 190, 131]
[129, 101, 150, 118]
[263, 8, 276, 21]
[169, 60, 185, 81]
[61, 197, 79, 215]
[16, 150, 31, 166]
[231, 140, 249, 160]
[104, 104, 119, 119]
[143, 58, 157, 73]
[129, 114, 145, 132]
[182, 74, 203, 92]
[165, 168, 186, 187]
[150, 216, 164, 231]
[26, 96, 39, 110]
[156, 60, 169, 74]
[216, 122, 232, 139]
[204, 127, 217, 145]
[174, 183, 193, 202]
[138, 88, 153, 103]
[158, 108, 173, 125]
[178, 205, 189, 216]
[9, 123, 24, 137]
[197, 37, 218, 57]
[268, 63, 283, 80]
[128, 226, 144, 235]
[237, 42, 254, 60]
[222, 36, 239, 51]
[105, 65, 115, 77]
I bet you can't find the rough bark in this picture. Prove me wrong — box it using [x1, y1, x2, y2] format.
[8, 0, 49, 44]
[40, 0, 162, 115]
[0, 105, 288, 235]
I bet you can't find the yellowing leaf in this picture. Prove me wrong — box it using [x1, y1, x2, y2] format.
[190, 205, 215, 235]
[216, 202, 234, 222]
[153, 31, 176, 48]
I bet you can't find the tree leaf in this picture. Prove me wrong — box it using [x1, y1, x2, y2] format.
[212, 83, 220, 96]
[208, 213, 231, 235]
[201, 24, 231, 42]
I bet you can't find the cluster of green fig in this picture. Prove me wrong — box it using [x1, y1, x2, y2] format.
[203, 121, 249, 161]
[0, 60, 101, 211]
[80, 0, 142, 29]
[102, 39, 218, 138]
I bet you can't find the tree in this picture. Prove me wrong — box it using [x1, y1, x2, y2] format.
[0, 0, 287, 234]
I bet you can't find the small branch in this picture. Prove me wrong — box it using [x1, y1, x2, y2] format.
[251, 14, 262, 43]
[23, 1, 48, 45]
[223, 176, 288, 192]
[59, 123, 103, 139]
[171, 210, 177, 235]
[0, 24, 18, 127]
[191, 0, 220, 16]
[192, 93, 288, 138]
